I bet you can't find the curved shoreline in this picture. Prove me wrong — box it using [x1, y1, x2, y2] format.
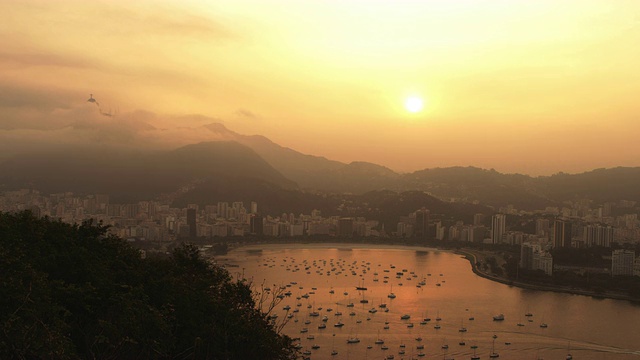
[456, 249, 640, 303]
[225, 241, 640, 303]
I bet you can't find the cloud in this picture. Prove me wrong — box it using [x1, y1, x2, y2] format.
[71, 3, 237, 41]
[0, 51, 94, 69]
[0, 81, 88, 130]
[0, 83, 71, 112]
[0, 98, 242, 163]
[235, 108, 259, 119]
[143, 9, 236, 40]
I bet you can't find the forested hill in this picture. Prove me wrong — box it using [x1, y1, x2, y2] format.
[0, 211, 297, 359]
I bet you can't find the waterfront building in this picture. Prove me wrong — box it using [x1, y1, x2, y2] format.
[520, 242, 539, 269]
[553, 218, 572, 248]
[612, 249, 635, 276]
[491, 214, 506, 244]
[414, 208, 430, 238]
[250, 215, 264, 235]
[520, 242, 553, 276]
[338, 217, 355, 237]
[583, 224, 614, 247]
[397, 222, 413, 238]
[533, 252, 554, 276]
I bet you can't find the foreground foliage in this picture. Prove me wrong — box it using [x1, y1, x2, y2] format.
[0, 211, 296, 359]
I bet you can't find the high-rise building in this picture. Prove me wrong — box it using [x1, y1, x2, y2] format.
[520, 241, 553, 276]
[232, 202, 244, 213]
[535, 218, 550, 237]
[470, 225, 486, 243]
[414, 208, 430, 238]
[338, 218, 355, 237]
[96, 194, 109, 211]
[491, 214, 506, 244]
[533, 252, 554, 276]
[250, 215, 264, 236]
[553, 219, 572, 248]
[250, 201, 258, 214]
[434, 221, 445, 241]
[397, 222, 413, 238]
[473, 213, 485, 226]
[520, 242, 540, 269]
[186, 208, 197, 238]
[217, 202, 229, 218]
[612, 249, 635, 276]
[583, 224, 614, 247]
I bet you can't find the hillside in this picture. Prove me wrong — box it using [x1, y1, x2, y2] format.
[0, 141, 296, 202]
[203, 123, 400, 193]
[2, 121, 640, 212]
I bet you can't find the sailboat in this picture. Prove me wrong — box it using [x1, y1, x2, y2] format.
[346, 296, 355, 307]
[356, 279, 367, 291]
[489, 336, 500, 358]
[566, 341, 573, 360]
[375, 330, 385, 344]
[525, 305, 533, 318]
[539, 315, 548, 328]
[331, 333, 338, 355]
[388, 284, 396, 299]
[360, 290, 369, 304]
[459, 318, 467, 332]
[442, 344, 454, 360]
[470, 345, 480, 360]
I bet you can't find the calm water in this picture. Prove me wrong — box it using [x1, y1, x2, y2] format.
[222, 244, 640, 360]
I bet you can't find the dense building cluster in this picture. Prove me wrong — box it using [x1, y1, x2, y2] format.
[2, 189, 639, 277]
[0, 189, 382, 241]
[394, 202, 640, 277]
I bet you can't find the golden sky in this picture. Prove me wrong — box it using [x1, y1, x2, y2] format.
[1, 0, 639, 175]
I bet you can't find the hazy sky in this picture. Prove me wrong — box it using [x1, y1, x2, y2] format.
[1, 0, 639, 175]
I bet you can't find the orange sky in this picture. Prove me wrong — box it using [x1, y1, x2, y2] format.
[1, 0, 639, 175]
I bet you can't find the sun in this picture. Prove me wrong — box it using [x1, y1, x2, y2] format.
[404, 96, 424, 113]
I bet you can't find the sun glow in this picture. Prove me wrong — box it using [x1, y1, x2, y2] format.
[404, 96, 424, 113]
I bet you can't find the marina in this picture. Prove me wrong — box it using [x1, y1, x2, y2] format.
[222, 243, 640, 359]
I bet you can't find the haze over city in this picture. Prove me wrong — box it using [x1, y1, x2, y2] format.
[4, 2, 640, 360]
[2, 1, 640, 175]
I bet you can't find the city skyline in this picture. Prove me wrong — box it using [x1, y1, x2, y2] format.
[2, 1, 640, 175]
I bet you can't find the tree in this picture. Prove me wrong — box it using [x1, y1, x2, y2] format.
[0, 211, 296, 359]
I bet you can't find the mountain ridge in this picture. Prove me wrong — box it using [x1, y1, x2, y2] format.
[1, 121, 639, 210]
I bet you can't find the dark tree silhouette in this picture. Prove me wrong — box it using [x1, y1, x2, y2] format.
[0, 211, 297, 359]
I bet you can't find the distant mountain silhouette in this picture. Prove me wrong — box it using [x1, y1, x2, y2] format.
[399, 166, 550, 209]
[538, 167, 640, 204]
[172, 177, 339, 216]
[203, 123, 399, 193]
[398, 166, 640, 209]
[1, 121, 639, 211]
[202, 125, 640, 207]
[0, 141, 296, 202]
[352, 190, 492, 228]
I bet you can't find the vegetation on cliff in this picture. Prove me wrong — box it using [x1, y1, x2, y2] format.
[0, 211, 296, 359]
